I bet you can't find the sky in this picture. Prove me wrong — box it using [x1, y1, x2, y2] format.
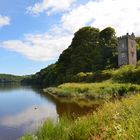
[1, 0, 140, 75]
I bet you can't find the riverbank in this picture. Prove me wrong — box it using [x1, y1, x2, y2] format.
[20, 93, 140, 140]
[44, 81, 140, 101]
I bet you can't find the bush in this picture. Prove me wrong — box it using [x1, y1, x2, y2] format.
[113, 65, 140, 83]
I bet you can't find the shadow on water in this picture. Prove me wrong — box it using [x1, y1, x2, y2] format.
[31, 86, 100, 119]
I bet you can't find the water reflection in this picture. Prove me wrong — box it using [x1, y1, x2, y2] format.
[0, 83, 21, 92]
[0, 104, 58, 131]
[0, 84, 58, 140]
[32, 88, 99, 118]
[0, 84, 97, 140]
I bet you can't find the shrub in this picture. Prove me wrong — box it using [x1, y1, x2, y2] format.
[112, 65, 140, 83]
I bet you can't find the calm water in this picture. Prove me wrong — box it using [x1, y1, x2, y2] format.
[0, 84, 96, 140]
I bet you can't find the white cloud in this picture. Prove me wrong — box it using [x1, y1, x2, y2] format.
[61, 1, 95, 33]
[2, 32, 73, 61]
[27, 0, 76, 15]
[61, 0, 140, 36]
[0, 15, 10, 27]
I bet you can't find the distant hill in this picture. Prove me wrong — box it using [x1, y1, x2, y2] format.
[0, 74, 24, 83]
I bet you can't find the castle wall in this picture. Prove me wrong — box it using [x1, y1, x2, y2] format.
[118, 33, 137, 66]
[118, 37, 129, 66]
[128, 38, 137, 65]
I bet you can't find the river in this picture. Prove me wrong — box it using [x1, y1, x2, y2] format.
[0, 83, 96, 140]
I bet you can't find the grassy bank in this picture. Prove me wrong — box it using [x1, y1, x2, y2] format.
[21, 94, 140, 140]
[44, 81, 140, 101]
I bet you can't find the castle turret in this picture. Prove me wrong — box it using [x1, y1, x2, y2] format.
[118, 33, 137, 66]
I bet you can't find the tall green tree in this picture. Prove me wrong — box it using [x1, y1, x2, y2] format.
[99, 27, 118, 68]
[57, 26, 104, 74]
[136, 37, 140, 60]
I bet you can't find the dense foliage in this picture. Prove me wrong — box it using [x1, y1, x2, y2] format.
[136, 37, 140, 60]
[57, 27, 117, 75]
[22, 26, 118, 86]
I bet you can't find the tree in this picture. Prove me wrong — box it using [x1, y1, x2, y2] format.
[99, 27, 118, 68]
[136, 37, 140, 60]
[57, 26, 103, 74]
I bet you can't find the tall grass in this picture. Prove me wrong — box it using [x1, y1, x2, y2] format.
[21, 94, 140, 140]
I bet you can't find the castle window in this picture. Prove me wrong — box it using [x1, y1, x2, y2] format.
[121, 53, 126, 58]
[131, 42, 134, 48]
[122, 43, 125, 48]
[131, 52, 134, 57]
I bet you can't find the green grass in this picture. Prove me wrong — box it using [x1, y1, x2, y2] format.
[21, 94, 140, 140]
[44, 81, 140, 100]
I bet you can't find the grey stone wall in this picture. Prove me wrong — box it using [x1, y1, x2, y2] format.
[118, 33, 137, 66]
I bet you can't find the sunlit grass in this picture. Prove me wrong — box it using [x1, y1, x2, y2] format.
[44, 81, 140, 100]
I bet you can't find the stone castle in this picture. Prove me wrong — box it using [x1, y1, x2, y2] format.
[118, 33, 137, 66]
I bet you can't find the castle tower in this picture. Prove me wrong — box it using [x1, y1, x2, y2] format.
[118, 33, 137, 66]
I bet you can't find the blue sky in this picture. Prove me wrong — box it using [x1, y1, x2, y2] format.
[0, 0, 140, 75]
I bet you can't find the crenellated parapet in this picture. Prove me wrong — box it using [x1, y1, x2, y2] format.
[118, 33, 135, 40]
